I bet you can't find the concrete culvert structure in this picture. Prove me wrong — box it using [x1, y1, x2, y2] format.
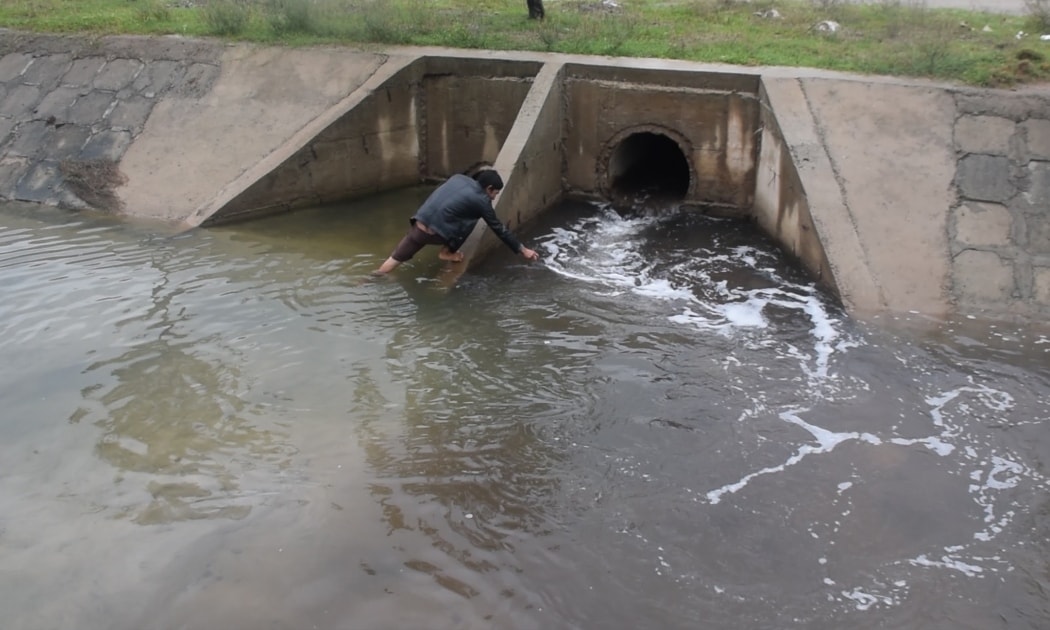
[607, 131, 691, 201]
[4, 29, 1047, 318]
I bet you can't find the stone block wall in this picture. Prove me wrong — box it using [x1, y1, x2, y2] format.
[0, 32, 222, 210]
[951, 93, 1050, 314]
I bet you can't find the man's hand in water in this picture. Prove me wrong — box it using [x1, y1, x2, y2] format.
[520, 246, 540, 262]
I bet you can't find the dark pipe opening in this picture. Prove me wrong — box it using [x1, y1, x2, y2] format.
[608, 132, 690, 201]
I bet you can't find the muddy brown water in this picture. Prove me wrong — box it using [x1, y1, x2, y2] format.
[1, 190, 1049, 630]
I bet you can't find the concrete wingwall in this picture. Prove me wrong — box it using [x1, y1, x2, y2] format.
[118, 43, 393, 226]
[197, 56, 543, 226]
[752, 80, 840, 302]
[756, 76, 1050, 318]
[191, 56, 422, 226]
[3, 32, 1050, 319]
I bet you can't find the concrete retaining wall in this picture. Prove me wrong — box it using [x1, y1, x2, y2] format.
[123, 43, 390, 226]
[464, 63, 566, 262]
[196, 57, 421, 225]
[421, 57, 541, 179]
[756, 75, 1050, 318]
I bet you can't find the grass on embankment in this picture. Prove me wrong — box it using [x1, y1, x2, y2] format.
[0, 0, 1048, 87]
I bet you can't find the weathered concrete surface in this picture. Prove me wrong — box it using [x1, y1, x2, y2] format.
[562, 65, 761, 211]
[808, 80, 956, 315]
[440, 61, 567, 287]
[422, 57, 543, 179]
[120, 44, 388, 224]
[754, 79, 878, 310]
[948, 93, 1050, 315]
[760, 76, 1050, 318]
[190, 56, 421, 226]
[193, 56, 544, 226]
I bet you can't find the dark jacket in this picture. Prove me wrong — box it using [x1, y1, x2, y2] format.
[412, 174, 523, 254]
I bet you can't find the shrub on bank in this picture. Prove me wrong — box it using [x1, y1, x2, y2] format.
[202, 0, 252, 36]
[1026, 0, 1050, 30]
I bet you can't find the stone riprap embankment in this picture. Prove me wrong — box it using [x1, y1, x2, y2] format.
[0, 29, 390, 221]
[0, 31, 224, 210]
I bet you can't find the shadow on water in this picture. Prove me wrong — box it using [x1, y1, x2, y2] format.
[125, 273, 574, 630]
[74, 322, 290, 525]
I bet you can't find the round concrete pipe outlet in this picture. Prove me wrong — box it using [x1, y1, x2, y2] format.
[604, 130, 691, 202]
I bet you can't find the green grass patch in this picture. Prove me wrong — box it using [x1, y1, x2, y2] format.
[0, 0, 1045, 86]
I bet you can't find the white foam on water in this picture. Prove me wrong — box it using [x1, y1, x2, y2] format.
[706, 408, 882, 504]
[541, 207, 695, 304]
[678, 286, 849, 395]
[541, 202, 1046, 599]
[985, 456, 1024, 490]
[539, 203, 852, 390]
[914, 382, 1044, 542]
[720, 300, 769, 329]
[705, 376, 1047, 590]
[633, 277, 695, 302]
[889, 435, 955, 456]
[894, 383, 1049, 573]
[840, 587, 897, 611]
[829, 577, 912, 613]
[907, 554, 984, 577]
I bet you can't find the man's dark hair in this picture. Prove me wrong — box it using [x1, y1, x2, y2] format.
[474, 169, 504, 191]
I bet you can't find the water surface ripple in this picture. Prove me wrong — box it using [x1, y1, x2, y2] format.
[0, 197, 1048, 630]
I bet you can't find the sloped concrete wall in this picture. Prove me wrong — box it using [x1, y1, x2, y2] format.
[120, 44, 390, 225]
[200, 59, 425, 225]
[753, 81, 837, 299]
[202, 56, 540, 225]
[760, 73, 1050, 318]
[805, 80, 957, 316]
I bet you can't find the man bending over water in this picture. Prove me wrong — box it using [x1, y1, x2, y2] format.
[375, 169, 539, 274]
